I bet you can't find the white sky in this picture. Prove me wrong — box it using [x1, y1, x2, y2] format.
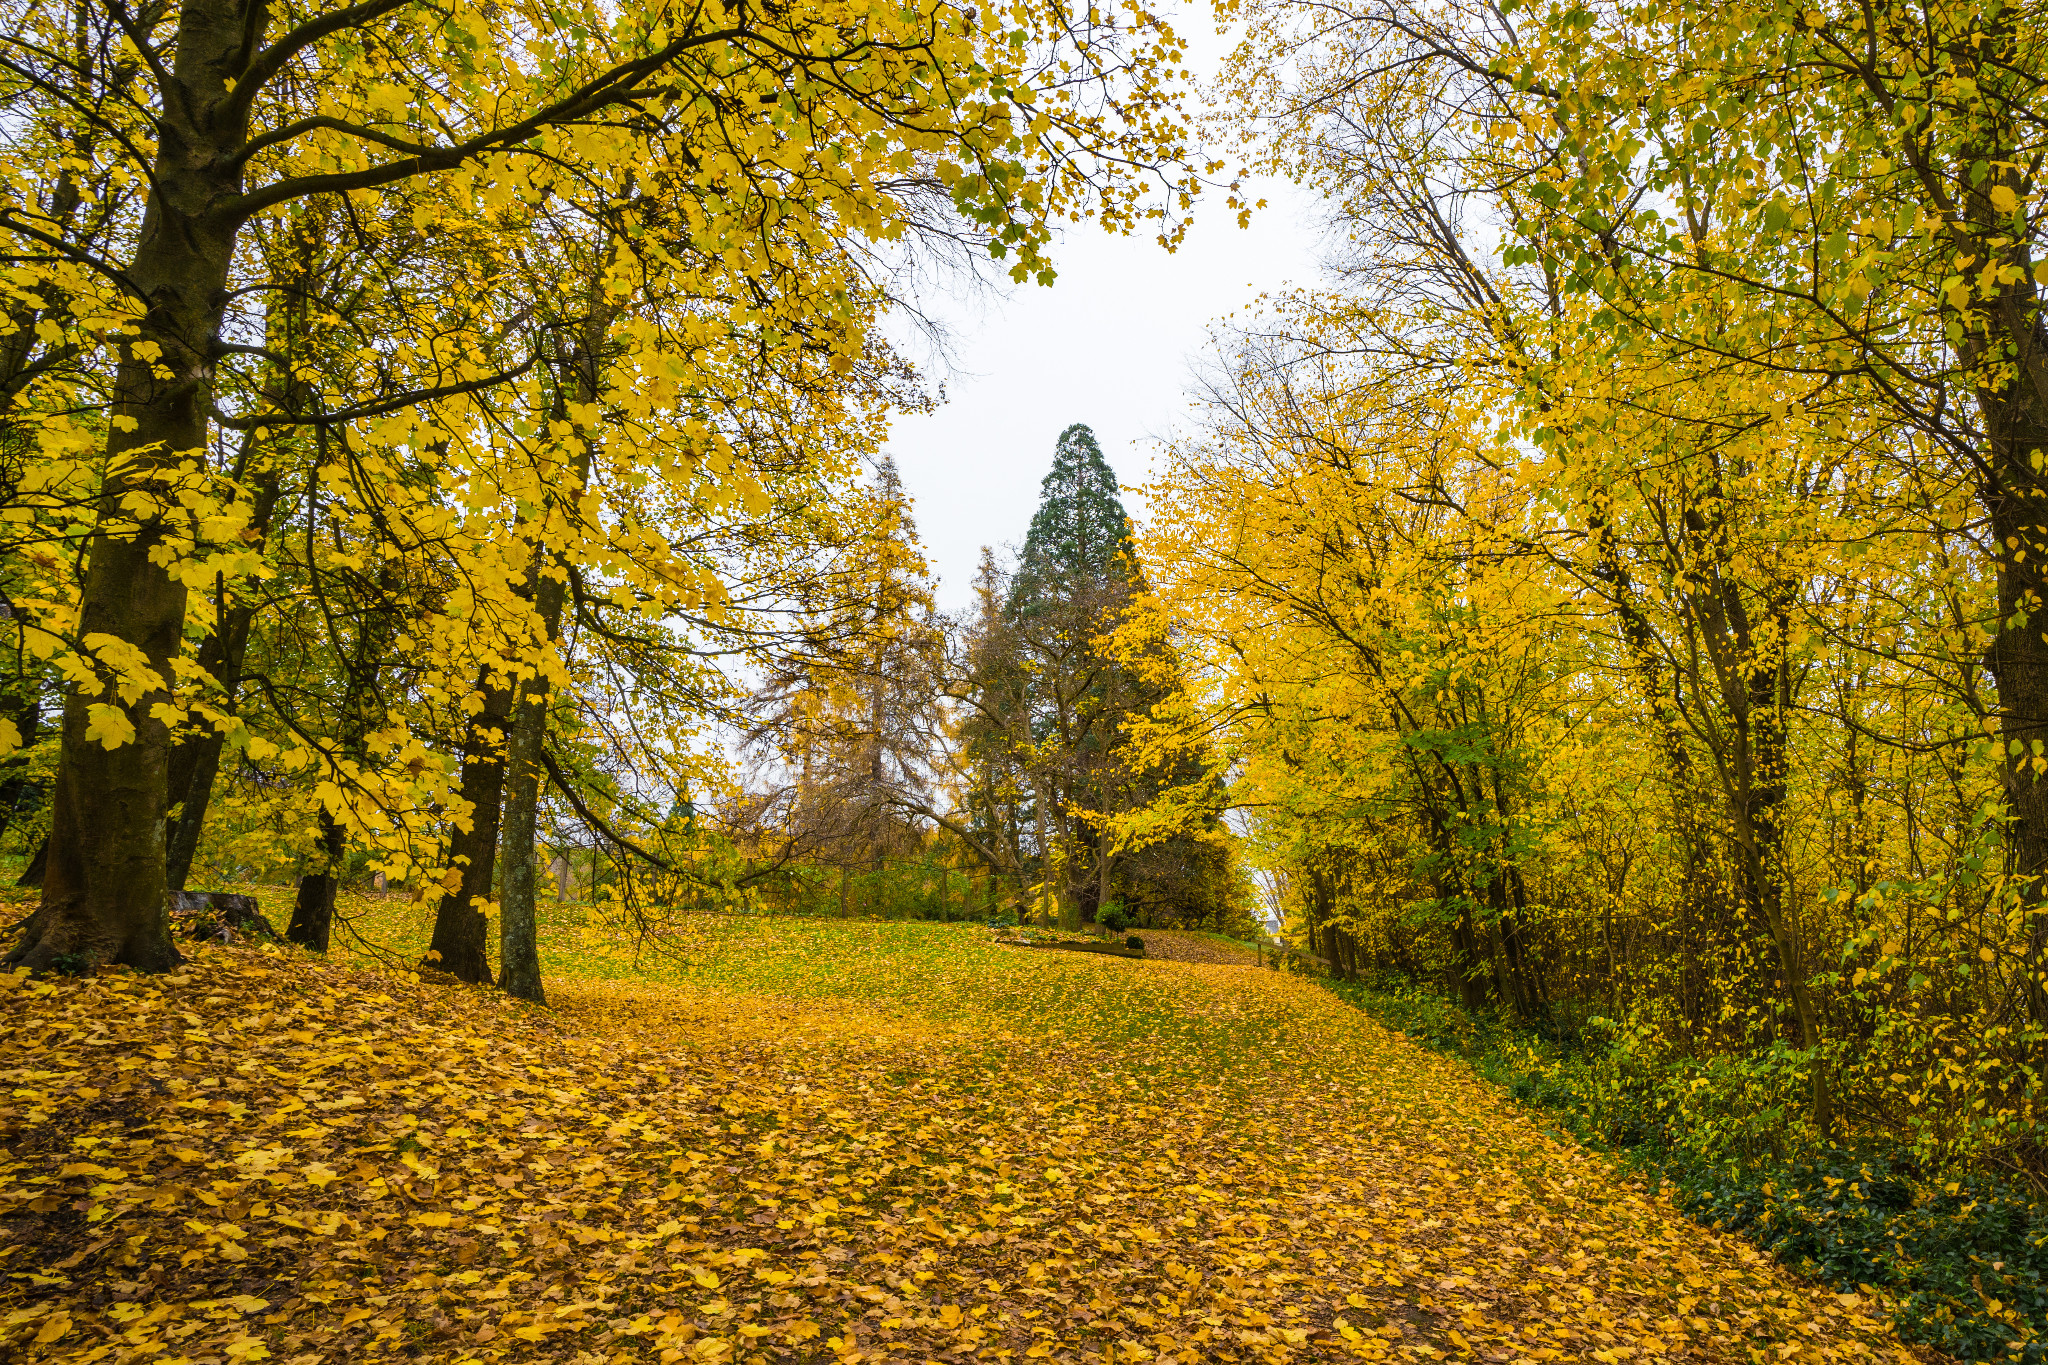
[881, 31, 1327, 611]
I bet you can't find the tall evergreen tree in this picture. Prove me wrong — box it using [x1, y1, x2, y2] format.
[975, 425, 1142, 922]
[1010, 424, 1138, 623]
[906, 425, 1240, 930]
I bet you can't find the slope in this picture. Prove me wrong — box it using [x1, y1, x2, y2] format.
[0, 919, 1935, 1363]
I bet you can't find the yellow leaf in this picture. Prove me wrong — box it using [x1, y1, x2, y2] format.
[34, 1315, 71, 1344]
[414, 1211, 453, 1228]
[84, 702, 135, 749]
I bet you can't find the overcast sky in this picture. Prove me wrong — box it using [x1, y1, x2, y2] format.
[880, 45, 1327, 610]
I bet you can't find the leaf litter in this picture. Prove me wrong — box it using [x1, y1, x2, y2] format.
[0, 919, 1940, 1363]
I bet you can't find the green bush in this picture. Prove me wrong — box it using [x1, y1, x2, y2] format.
[1098, 902, 1133, 932]
[1125, 934, 1144, 950]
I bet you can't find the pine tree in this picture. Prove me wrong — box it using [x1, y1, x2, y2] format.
[981, 425, 1141, 923]
[1010, 424, 1138, 625]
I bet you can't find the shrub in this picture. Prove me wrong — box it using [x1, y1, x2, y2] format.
[1125, 934, 1144, 950]
[1098, 902, 1133, 932]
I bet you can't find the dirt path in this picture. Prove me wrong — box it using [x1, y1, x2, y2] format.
[1134, 928, 1266, 965]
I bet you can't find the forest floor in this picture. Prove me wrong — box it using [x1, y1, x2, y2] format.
[0, 910, 1940, 1364]
[1127, 931, 1264, 967]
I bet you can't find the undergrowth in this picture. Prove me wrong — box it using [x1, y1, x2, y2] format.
[1321, 971, 2048, 1365]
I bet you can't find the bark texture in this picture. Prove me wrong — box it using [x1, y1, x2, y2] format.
[10, 0, 268, 972]
[497, 569, 565, 1004]
[287, 809, 344, 953]
[424, 674, 513, 983]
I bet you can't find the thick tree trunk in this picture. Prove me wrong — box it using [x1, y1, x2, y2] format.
[9, 0, 267, 972]
[1981, 381, 2048, 1033]
[425, 673, 513, 983]
[288, 808, 344, 953]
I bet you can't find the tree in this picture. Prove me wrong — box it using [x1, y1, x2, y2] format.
[949, 423, 1236, 928]
[0, 0, 1207, 973]
[742, 456, 948, 908]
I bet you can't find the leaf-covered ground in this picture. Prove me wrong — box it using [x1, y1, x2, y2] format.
[1, 917, 1938, 1364]
[1130, 931, 1263, 967]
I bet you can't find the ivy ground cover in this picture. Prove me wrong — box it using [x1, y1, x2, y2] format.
[0, 918, 1933, 1363]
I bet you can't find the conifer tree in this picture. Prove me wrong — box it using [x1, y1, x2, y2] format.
[1010, 425, 1138, 628]
[960, 425, 1235, 928]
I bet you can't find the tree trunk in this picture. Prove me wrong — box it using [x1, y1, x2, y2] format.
[164, 423, 292, 890]
[496, 294, 609, 999]
[1500, 868, 1547, 1020]
[163, 569, 269, 891]
[1097, 836, 1112, 925]
[498, 685, 547, 1002]
[285, 564, 396, 953]
[16, 837, 47, 889]
[0, 693, 44, 851]
[1452, 899, 1486, 1012]
[498, 567, 566, 1004]
[288, 808, 344, 953]
[9, 0, 270, 971]
[424, 672, 513, 983]
[1718, 591, 1831, 1137]
[1981, 379, 2048, 1033]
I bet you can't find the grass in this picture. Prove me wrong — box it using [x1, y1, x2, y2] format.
[198, 880, 1308, 1086]
[2, 898, 1931, 1364]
